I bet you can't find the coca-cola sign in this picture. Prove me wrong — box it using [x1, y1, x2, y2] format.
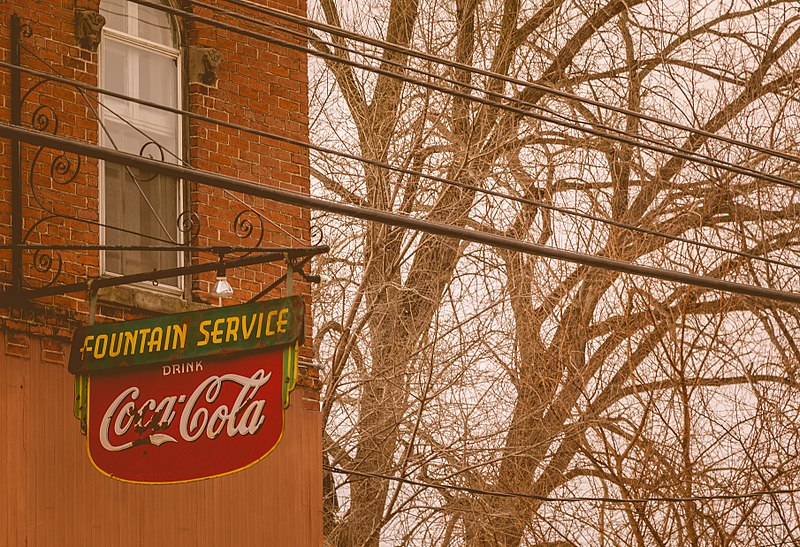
[70, 297, 303, 484]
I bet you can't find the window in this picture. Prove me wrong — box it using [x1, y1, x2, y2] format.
[99, 0, 182, 289]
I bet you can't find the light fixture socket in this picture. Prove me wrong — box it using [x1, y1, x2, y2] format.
[212, 270, 234, 297]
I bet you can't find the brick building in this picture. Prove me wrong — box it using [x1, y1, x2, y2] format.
[0, 0, 322, 544]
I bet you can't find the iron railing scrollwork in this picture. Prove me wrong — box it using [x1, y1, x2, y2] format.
[6, 15, 321, 300]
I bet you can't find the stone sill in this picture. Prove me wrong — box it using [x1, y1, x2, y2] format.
[97, 285, 209, 315]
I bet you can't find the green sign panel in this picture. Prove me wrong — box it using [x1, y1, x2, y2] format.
[68, 296, 304, 374]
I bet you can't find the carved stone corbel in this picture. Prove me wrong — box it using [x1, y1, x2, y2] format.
[188, 46, 223, 86]
[75, 9, 106, 52]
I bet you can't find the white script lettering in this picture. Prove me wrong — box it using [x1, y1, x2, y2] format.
[98, 369, 271, 452]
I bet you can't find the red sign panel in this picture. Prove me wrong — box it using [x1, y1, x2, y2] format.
[87, 350, 286, 484]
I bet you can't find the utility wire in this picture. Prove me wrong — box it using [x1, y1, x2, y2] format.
[6, 61, 799, 275]
[133, 0, 800, 194]
[199, 0, 799, 190]
[114, 3, 800, 272]
[216, 0, 800, 166]
[325, 464, 800, 504]
[195, 0, 800, 279]
[9, 4, 800, 283]
[5, 122, 800, 306]
[136, 0, 800, 286]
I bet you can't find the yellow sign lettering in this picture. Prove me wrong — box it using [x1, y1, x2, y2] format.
[277, 307, 288, 334]
[265, 310, 277, 336]
[197, 320, 212, 347]
[124, 331, 138, 356]
[138, 328, 152, 353]
[242, 314, 257, 340]
[95, 334, 109, 359]
[148, 327, 163, 353]
[172, 323, 187, 350]
[81, 335, 95, 360]
[108, 332, 123, 358]
[211, 318, 225, 344]
[225, 316, 240, 343]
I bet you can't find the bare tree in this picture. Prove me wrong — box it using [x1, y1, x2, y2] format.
[310, 0, 800, 545]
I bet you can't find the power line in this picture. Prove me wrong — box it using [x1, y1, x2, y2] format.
[216, 0, 800, 167]
[135, 0, 800, 194]
[111, 3, 800, 274]
[191, 0, 800, 283]
[135, 0, 800, 285]
[5, 122, 800, 306]
[325, 464, 800, 505]
[199, 0, 704, 164]
[201, 0, 800, 192]
[8, 61, 795, 275]
[50, 0, 800, 519]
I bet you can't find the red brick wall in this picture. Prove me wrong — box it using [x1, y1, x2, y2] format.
[185, 0, 311, 293]
[0, 0, 101, 317]
[181, 0, 316, 391]
[0, 0, 320, 544]
[0, 1, 314, 325]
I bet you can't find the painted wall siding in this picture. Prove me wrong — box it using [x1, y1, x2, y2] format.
[0, 331, 322, 546]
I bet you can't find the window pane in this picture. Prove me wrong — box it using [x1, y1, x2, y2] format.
[100, 0, 176, 47]
[100, 0, 127, 34]
[103, 112, 178, 162]
[103, 39, 177, 109]
[138, 50, 177, 107]
[99, 1, 182, 289]
[102, 117, 180, 287]
[105, 162, 180, 287]
[137, 5, 174, 46]
[103, 39, 127, 96]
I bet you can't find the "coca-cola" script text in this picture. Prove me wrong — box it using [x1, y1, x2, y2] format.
[99, 369, 272, 452]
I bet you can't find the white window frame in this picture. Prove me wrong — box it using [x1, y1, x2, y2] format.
[98, 2, 184, 293]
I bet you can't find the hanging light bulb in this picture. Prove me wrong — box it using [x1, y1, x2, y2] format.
[212, 269, 234, 297]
